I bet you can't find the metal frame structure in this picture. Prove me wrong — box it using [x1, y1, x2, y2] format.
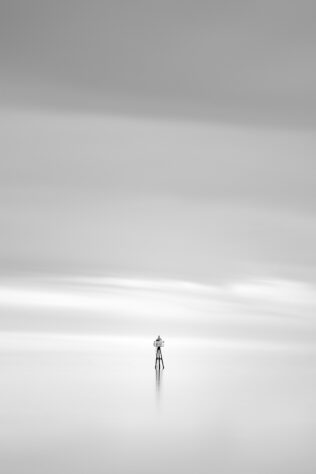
[153, 336, 165, 370]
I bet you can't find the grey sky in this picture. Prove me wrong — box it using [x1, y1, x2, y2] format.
[1, 110, 315, 282]
[1, 1, 316, 127]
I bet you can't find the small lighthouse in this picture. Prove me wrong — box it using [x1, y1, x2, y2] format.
[153, 335, 165, 370]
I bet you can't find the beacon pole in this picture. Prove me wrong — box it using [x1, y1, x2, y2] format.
[153, 335, 165, 370]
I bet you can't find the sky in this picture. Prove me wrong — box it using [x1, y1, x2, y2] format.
[0, 1, 316, 342]
[1, 1, 316, 127]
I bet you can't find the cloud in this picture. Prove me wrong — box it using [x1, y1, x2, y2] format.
[230, 279, 316, 306]
[2, 275, 315, 310]
[0, 275, 315, 353]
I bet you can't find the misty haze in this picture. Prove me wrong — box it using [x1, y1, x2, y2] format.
[0, 2, 315, 474]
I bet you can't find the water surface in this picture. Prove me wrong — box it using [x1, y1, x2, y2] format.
[1, 334, 315, 474]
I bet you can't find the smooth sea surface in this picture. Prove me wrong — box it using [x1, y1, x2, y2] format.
[1, 333, 315, 474]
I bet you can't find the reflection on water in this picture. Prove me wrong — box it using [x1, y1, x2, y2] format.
[0, 335, 315, 474]
[155, 367, 162, 403]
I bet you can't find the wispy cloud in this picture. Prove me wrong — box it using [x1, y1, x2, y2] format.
[1, 275, 315, 311]
[0, 276, 315, 349]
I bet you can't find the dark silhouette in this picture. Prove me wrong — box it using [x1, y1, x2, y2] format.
[156, 366, 161, 393]
[155, 364, 163, 407]
[153, 335, 165, 370]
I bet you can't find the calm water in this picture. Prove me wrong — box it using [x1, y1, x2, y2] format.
[0, 334, 315, 474]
